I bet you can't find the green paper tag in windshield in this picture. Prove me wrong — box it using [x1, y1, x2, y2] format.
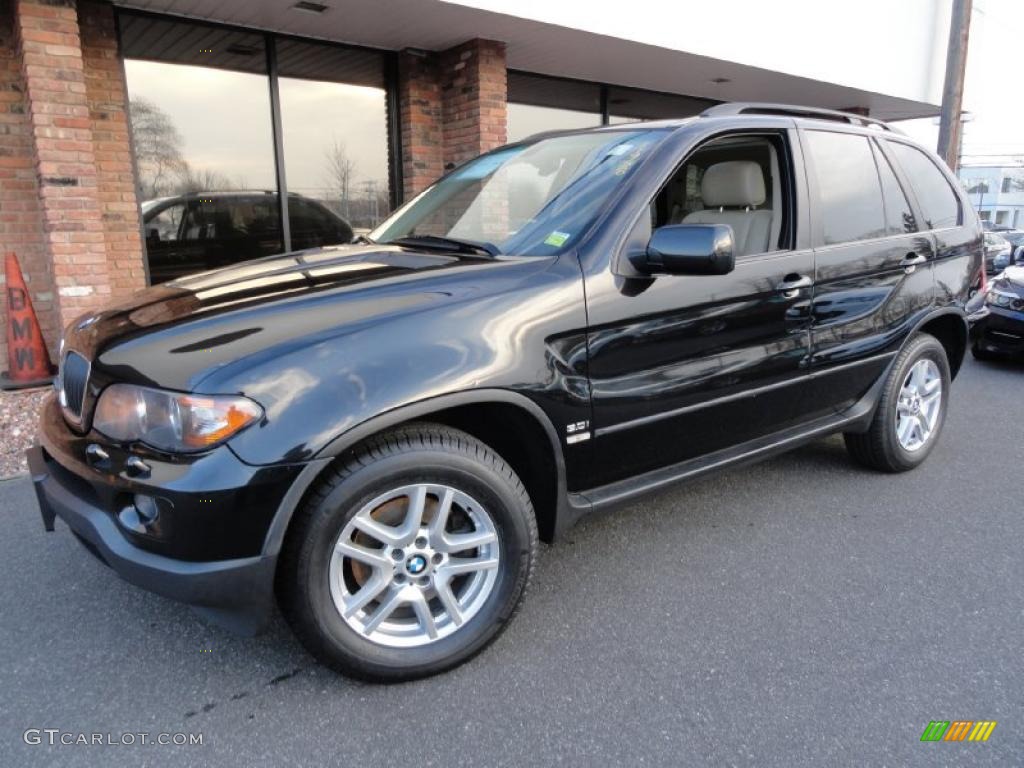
[544, 231, 571, 247]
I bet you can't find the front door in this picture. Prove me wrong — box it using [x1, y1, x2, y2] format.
[584, 129, 822, 488]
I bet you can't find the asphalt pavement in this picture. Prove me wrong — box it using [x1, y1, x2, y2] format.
[1, 355, 1021, 767]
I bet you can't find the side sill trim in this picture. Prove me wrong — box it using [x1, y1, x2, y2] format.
[585, 408, 868, 512]
[594, 350, 896, 438]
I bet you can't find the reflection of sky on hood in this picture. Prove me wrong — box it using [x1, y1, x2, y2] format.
[125, 59, 388, 196]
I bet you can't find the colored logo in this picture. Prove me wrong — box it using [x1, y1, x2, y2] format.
[406, 555, 427, 575]
[920, 721, 997, 742]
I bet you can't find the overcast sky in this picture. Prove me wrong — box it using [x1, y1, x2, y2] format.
[898, 0, 1024, 168]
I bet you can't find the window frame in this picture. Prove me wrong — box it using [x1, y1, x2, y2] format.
[801, 128, 895, 248]
[800, 125, 943, 251]
[880, 135, 963, 233]
[642, 129, 799, 262]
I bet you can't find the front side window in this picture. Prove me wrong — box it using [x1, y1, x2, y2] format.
[887, 141, 961, 230]
[805, 131, 886, 246]
[650, 133, 790, 258]
[371, 129, 667, 255]
[143, 202, 184, 243]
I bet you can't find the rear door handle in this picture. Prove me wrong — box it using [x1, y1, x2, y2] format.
[900, 253, 928, 270]
[777, 274, 812, 298]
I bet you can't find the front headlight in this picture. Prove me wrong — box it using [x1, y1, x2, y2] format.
[985, 289, 1016, 308]
[93, 384, 263, 453]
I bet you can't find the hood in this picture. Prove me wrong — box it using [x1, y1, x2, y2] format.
[994, 265, 1024, 293]
[62, 244, 544, 391]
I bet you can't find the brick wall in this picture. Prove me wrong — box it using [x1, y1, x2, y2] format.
[15, 0, 113, 335]
[397, 51, 444, 202]
[0, 0, 56, 363]
[397, 39, 507, 199]
[439, 39, 506, 169]
[0, 0, 146, 364]
[79, 0, 145, 296]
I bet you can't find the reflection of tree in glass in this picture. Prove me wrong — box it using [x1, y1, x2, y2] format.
[323, 139, 356, 220]
[319, 141, 389, 229]
[129, 97, 242, 199]
[129, 97, 186, 199]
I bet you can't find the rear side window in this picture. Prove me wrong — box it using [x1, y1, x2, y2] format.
[805, 131, 886, 245]
[871, 142, 917, 236]
[887, 141, 961, 230]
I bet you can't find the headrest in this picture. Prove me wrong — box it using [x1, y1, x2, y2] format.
[701, 161, 766, 207]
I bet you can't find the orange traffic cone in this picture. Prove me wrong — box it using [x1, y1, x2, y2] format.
[1, 252, 55, 389]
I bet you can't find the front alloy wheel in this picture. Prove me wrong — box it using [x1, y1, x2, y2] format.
[330, 483, 500, 647]
[279, 424, 537, 682]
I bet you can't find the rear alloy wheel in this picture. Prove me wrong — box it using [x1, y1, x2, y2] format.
[844, 334, 950, 472]
[278, 423, 537, 682]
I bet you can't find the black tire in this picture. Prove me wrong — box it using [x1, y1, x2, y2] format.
[843, 334, 950, 473]
[277, 423, 537, 682]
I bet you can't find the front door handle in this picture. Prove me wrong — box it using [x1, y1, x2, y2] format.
[777, 274, 812, 298]
[899, 253, 928, 271]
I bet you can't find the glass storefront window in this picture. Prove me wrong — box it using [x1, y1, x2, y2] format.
[608, 86, 716, 123]
[277, 39, 390, 238]
[507, 72, 601, 142]
[119, 13, 391, 283]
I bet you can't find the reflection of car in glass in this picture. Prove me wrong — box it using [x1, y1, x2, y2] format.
[142, 191, 354, 283]
[969, 266, 1024, 360]
[983, 232, 1012, 274]
[31, 104, 978, 682]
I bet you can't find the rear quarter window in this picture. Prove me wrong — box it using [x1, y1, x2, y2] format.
[886, 141, 961, 230]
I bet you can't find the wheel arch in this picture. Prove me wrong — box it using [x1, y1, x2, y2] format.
[914, 308, 968, 380]
[262, 390, 569, 558]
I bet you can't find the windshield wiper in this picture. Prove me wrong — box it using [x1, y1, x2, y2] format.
[388, 235, 500, 257]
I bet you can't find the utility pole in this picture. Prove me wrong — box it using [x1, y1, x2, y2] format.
[937, 0, 973, 172]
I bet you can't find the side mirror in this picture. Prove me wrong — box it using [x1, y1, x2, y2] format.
[631, 224, 736, 276]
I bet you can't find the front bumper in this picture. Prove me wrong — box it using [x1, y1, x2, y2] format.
[28, 395, 309, 634]
[29, 444, 275, 634]
[969, 305, 1024, 356]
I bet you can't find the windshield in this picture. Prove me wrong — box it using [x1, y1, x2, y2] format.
[370, 129, 666, 255]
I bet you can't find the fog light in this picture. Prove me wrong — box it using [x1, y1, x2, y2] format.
[117, 494, 168, 535]
[134, 494, 160, 524]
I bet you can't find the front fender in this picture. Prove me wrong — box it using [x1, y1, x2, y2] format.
[215, 254, 590, 467]
[257, 388, 572, 557]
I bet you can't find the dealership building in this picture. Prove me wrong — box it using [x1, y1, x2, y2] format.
[1, 0, 952, 359]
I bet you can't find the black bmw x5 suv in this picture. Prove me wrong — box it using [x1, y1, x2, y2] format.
[30, 104, 981, 681]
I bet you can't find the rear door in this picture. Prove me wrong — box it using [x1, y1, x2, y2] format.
[882, 138, 979, 306]
[802, 127, 936, 414]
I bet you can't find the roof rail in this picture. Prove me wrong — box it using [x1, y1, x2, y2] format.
[700, 102, 899, 133]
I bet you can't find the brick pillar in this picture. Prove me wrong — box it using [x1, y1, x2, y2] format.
[397, 50, 443, 201]
[0, 0, 57, 362]
[79, 0, 145, 295]
[14, 0, 112, 332]
[397, 39, 507, 200]
[439, 39, 506, 169]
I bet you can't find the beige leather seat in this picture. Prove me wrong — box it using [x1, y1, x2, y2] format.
[682, 161, 772, 257]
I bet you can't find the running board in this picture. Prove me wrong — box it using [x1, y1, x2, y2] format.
[563, 395, 879, 529]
